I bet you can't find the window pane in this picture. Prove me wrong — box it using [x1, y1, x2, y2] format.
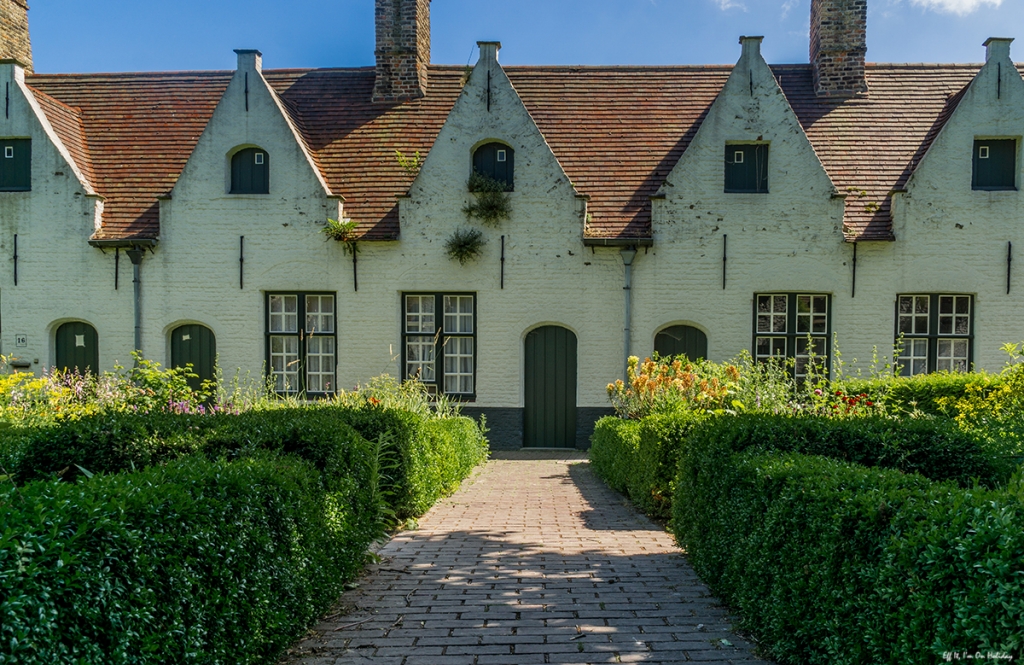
[269, 295, 298, 333]
[937, 338, 969, 373]
[406, 336, 435, 382]
[306, 295, 335, 333]
[306, 336, 336, 393]
[897, 338, 929, 377]
[270, 335, 299, 392]
[444, 295, 474, 334]
[443, 336, 474, 394]
[405, 295, 435, 333]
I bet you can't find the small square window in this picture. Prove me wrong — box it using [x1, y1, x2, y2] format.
[3, 147, 12, 159]
[254, 152, 265, 165]
[972, 139, 1016, 190]
[496, 149, 506, 163]
[734, 150, 744, 164]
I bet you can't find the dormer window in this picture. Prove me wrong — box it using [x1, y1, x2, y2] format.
[231, 147, 269, 194]
[473, 142, 514, 191]
[725, 143, 768, 193]
[0, 139, 31, 191]
[972, 139, 1017, 190]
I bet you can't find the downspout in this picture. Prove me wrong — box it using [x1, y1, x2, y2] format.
[126, 245, 145, 361]
[620, 246, 638, 382]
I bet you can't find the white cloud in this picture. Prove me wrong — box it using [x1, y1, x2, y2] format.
[714, 0, 747, 10]
[780, 0, 799, 18]
[910, 0, 1001, 15]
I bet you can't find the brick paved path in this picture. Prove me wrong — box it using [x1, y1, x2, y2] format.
[282, 451, 773, 665]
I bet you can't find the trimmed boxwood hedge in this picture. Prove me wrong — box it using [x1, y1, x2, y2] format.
[672, 448, 1024, 664]
[589, 413, 705, 519]
[1, 403, 489, 664]
[1, 454, 372, 665]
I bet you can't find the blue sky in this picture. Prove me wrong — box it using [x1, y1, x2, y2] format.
[30, 0, 1024, 73]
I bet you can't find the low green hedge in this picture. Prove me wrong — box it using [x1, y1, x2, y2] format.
[588, 416, 640, 495]
[839, 372, 1002, 416]
[673, 449, 1024, 664]
[1, 453, 373, 665]
[688, 412, 1005, 487]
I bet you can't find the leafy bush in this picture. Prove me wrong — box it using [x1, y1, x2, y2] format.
[631, 411, 706, 518]
[333, 406, 488, 518]
[839, 371, 1002, 416]
[672, 449, 1024, 664]
[686, 412, 1006, 488]
[0, 454, 371, 665]
[588, 416, 640, 495]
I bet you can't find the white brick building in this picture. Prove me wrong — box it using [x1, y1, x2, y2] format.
[1, 0, 1022, 447]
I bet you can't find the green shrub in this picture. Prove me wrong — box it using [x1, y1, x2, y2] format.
[588, 416, 641, 495]
[672, 450, 1024, 664]
[687, 412, 1005, 488]
[0, 454, 372, 665]
[334, 406, 487, 518]
[839, 372, 1002, 416]
[630, 411, 706, 518]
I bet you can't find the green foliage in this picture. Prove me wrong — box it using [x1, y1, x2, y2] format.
[839, 371, 1003, 416]
[0, 454, 371, 665]
[463, 171, 512, 225]
[394, 149, 422, 175]
[672, 449, 1024, 664]
[684, 413, 1006, 488]
[588, 416, 640, 495]
[632, 412, 706, 518]
[444, 227, 486, 265]
[321, 218, 359, 255]
[334, 374, 461, 419]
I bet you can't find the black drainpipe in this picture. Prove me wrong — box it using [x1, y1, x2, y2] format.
[126, 245, 145, 360]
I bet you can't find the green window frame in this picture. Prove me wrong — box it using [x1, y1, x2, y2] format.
[265, 292, 336, 395]
[972, 139, 1017, 191]
[402, 292, 477, 399]
[472, 142, 514, 191]
[0, 138, 31, 191]
[231, 147, 270, 194]
[725, 143, 768, 193]
[753, 293, 831, 378]
[895, 294, 973, 376]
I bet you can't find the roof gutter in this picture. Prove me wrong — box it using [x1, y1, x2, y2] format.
[583, 237, 653, 248]
[88, 238, 159, 249]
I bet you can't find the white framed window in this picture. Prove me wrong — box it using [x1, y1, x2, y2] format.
[896, 294, 973, 375]
[754, 293, 830, 378]
[266, 292, 336, 394]
[4, 146, 12, 159]
[254, 151, 265, 165]
[403, 293, 476, 398]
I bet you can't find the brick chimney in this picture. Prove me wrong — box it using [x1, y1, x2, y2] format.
[810, 0, 867, 97]
[0, 0, 32, 72]
[373, 0, 430, 103]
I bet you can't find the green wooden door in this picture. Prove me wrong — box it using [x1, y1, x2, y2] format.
[524, 325, 577, 448]
[654, 325, 708, 361]
[171, 324, 216, 391]
[55, 321, 98, 374]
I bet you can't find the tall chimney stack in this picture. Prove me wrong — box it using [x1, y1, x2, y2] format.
[810, 0, 867, 97]
[0, 0, 32, 72]
[373, 0, 430, 103]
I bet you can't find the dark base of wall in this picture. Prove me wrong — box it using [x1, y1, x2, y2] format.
[460, 407, 615, 451]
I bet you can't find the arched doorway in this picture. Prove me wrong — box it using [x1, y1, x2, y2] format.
[524, 325, 577, 448]
[55, 321, 99, 374]
[170, 324, 216, 392]
[654, 325, 708, 361]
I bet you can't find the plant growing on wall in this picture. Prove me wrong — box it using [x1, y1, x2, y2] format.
[445, 228, 486, 265]
[463, 171, 512, 225]
[395, 150, 422, 175]
[322, 218, 360, 256]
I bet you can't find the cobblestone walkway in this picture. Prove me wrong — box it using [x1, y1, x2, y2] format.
[283, 451, 772, 665]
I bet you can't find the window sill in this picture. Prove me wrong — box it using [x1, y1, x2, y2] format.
[0, 188, 31, 192]
[723, 189, 769, 194]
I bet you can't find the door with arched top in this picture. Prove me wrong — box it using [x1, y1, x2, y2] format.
[55, 321, 99, 374]
[171, 324, 216, 392]
[524, 325, 577, 448]
[654, 325, 708, 361]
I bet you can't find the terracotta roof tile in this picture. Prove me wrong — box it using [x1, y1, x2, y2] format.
[27, 86, 97, 191]
[25, 62, 1015, 243]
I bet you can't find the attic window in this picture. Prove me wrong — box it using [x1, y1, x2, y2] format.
[725, 143, 768, 193]
[972, 139, 1016, 191]
[231, 147, 270, 194]
[473, 142, 514, 191]
[0, 139, 31, 191]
